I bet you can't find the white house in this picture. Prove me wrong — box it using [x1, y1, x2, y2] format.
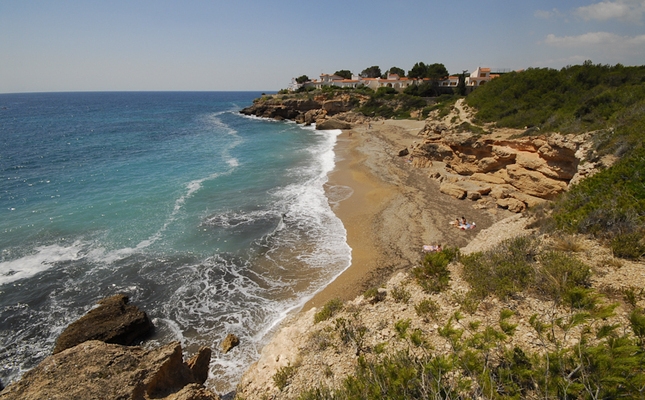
[465, 67, 499, 87]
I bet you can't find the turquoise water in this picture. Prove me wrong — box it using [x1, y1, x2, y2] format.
[0, 92, 350, 392]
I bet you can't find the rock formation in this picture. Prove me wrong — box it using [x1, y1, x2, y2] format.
[406, 105, 608, 212]
[0, 341, 218, 400]
[53, 293, 154, 354]
[2, 295, 220, 400]
[240, 94, 369, 130]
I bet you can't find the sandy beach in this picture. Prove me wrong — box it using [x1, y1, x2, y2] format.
[304, 120, 512, 310]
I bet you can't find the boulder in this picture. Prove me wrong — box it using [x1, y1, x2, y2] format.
[0, 341, 218, 400]
[398, 148, 409, 157]
[315, 118, 351, 130]
[467, 191, 482, 201]
[440, 182, 467, 199]
[220, 333, 240, 354]
[497, 197, 527, 213]
[53, 294, 154, 354]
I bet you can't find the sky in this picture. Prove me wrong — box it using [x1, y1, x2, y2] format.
[1, 0, 644, 93]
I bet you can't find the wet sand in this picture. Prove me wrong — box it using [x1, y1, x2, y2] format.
[304, 120, 511, 310]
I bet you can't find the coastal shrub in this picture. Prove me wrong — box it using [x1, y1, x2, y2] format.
[461, 236, 538, 300]
[273, 363, 298, 391]
[611, 231, 645, 259]
[363, 287, 386, 304]
[390, 285, 411, 304]
[466, 63, 645, 134]
[334, 314, 368, 355]
[499, 309, 517, 336]
[338, 352, 464, 399]
[415, 298, 440, 321]
[535, 250, 591, 303]
[552, 145, 645, 254]
[412, 248, 456, 293]
[314, 298, 344, 323]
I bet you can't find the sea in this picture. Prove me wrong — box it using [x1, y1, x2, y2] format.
[0, 91, 351, 393]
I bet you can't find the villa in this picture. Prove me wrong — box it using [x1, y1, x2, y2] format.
[289, 67, 501, 92]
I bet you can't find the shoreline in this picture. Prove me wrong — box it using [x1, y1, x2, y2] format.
[304, 119, 513, 310]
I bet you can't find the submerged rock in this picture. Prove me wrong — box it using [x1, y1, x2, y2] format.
[53, 294, 154, 354]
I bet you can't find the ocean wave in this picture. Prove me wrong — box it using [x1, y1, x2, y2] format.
[0, 241, 85, 285]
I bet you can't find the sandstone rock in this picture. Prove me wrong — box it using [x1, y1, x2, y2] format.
[505, 164, 568, 199]
[489, 185, 511, 200]
[220, 333, 240, 354]
[477, 157, 508, 173]
[53, 294, 154, 354]
[315, 118, 351, 130]
[303, 109, 321, 125]
[497, 197, 527, 213]
[0, 341, 218, 400]
[470, 173, 506, 185]
[322, 100, 353, 115]
[467, 191, 482, 200]
[508, 191, 547, 208]
[440, 182, 467, 199]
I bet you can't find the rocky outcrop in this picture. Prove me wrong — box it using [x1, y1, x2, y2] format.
[0, 341, 218, 400]
[53, 294, 154, 354]
[408, 115, 603, 211]
[240, 97, 322, 120]
[314, 118, 351, 130]
[220, 333, 240, 354]
[240, 93, 370, 130]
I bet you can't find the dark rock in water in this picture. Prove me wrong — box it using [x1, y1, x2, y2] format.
[0, 340, 219, 400]
[398, 148, 409, 157]
[220, 333, 240, 354]
[315, 118, 351, 130]
[53, 294, 154, 354]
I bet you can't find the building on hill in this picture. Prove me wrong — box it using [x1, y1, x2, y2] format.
[465, 67, 500, 87]
[289, 67, 499, 92]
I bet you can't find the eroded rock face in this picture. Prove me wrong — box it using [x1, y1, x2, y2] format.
[240, 98, 322, 121]
[0, 341, 218, 400]
[412, 121, 595, 204]
[53, 294, 154, 354]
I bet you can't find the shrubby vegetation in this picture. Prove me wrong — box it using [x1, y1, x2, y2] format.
[466, 61, 645, 136]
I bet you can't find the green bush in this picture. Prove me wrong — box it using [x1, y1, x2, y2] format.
[412, 248, 457, 293]
[273, 363, 297, 391]
[611, 232, 645, 259]
[390, 285, 411, 304]
[536, 250, 591, 303]
[461, 236, 537, 299]
[415, 298, 440, 321]
[314, 298, 344, 323]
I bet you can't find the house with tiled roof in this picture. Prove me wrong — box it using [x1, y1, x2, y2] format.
[289, 66, 500, 92]
[465, 67, 500, 87]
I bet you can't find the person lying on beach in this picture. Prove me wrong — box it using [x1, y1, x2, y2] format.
[459, 221, 476, 230]
[422, 244, 442, 253]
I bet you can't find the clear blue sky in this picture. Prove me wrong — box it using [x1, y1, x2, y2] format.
[1, 0, 644, 93]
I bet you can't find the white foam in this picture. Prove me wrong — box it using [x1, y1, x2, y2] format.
[0, 241, 84, 285]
